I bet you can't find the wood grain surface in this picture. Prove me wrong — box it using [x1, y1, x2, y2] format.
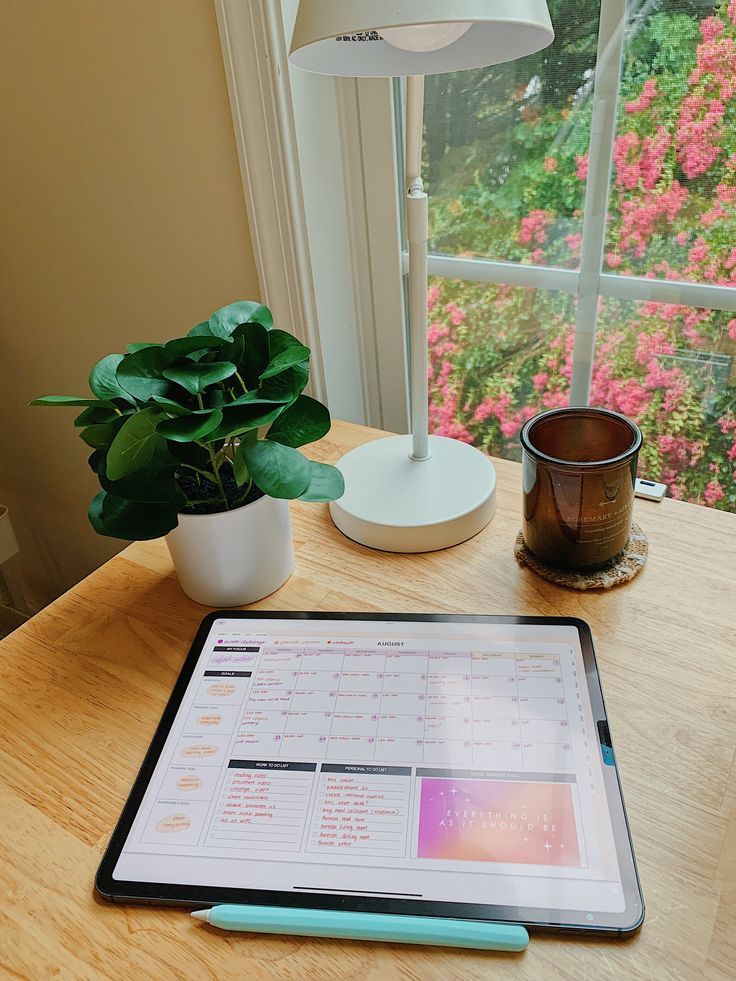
[0, 420, 734, 980]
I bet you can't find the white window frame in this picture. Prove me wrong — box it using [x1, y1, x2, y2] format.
[355, 0, 736, 422]
[216, 0, 405, 428]
[217, 1, 736, 434]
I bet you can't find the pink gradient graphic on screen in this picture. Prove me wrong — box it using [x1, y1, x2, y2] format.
[417, 778, 580, 866]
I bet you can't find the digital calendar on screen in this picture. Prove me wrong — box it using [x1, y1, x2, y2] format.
[113, 617, 627, 914]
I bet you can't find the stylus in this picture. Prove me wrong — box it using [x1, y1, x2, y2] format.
[191, 905, 529, 951]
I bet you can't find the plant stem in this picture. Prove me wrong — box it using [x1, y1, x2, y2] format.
[179, 463, 220, 486]
[231, 479, 254, 509]
[205, 442, 229, 509]
[235, 371, 248, 393]
[194, 395, 228, 508]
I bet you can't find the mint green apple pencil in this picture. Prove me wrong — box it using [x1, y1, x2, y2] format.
[191, 905, 529, 951]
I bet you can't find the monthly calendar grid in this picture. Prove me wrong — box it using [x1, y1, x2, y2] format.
[233, 647, 574, 771]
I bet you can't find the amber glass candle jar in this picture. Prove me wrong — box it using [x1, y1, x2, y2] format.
[519, 407, 642, 571]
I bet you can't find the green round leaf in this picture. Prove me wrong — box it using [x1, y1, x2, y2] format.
[266, 395, 331, 448]
[116, 346, 174, 401]
[106, 407, 165, 480]
[258, 362, 310, 403]
[164, 336, 226, 359]
[232, 431, 256, 487]
[209, 301, 273, 339]
[261, 330, 310, 380]
[126, 343, 162, 354]
[241, 439, 311, 499]
[79, 417, 126, 450]
[89, 354, 135, 403]
[232, 322, 269, 388]
[74, 404, 124, 428]
[99, 443, 184, 504]
[88, 450, 105, 474]
[187, 320, 214, 338]
[31, 395, 113, 408]
[151, 395, 190, 415]
[162, 362, 237, 396]
[167, 440, 211, 470]
[89, 490, 179, 541]
[298, 461, 345, 502]
[230, 390, 294, 406]
[205, 403, 287, 442]
[157, 408, 224, 442]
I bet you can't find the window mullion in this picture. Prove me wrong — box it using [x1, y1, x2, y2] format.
[421, 253, 579, 294]
[569, 0, 627, 405]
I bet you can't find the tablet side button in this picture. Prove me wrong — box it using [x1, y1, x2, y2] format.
[597, 720, 615, 765]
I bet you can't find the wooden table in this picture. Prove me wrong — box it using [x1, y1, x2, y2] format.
[1, 420, 734, 980]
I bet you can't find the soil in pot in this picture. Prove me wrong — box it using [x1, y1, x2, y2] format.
[177, 471, 263, 515]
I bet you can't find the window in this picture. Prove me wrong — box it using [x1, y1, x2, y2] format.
[421, 0, 736, 511]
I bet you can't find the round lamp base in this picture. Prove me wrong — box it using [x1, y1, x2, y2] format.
[328, 435, 496, 553]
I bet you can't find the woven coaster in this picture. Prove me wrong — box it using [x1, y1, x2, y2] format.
[514, 521, 648, 591]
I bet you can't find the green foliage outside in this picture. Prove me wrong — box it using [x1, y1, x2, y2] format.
[424, 0, 736, 510]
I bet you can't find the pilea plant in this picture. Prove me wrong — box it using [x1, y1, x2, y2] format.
[32, 301, 344, 540]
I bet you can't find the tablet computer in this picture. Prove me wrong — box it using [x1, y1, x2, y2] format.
[96, 613, 644, 935]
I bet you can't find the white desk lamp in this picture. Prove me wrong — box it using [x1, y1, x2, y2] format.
[290, 1, 554, 552]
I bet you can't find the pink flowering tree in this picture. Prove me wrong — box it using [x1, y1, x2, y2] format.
[425, 1, 736, 512]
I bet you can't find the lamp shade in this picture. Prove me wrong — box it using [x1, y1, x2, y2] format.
[289, 0, 554, 77]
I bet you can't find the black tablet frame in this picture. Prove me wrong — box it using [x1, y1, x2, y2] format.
[96, 612, 644, 935]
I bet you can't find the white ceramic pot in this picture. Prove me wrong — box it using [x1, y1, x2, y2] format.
[165, 494, 294, 607]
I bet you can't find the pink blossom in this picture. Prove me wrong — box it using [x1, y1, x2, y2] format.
[427, 322, 448, 345]
[472, 391, 512, 426]
[543, 156, 558, 173]
[565, 233, 582, 253]
[519, 210, 549, 246]
[473, 399, 494, 424]
[541, 389, 569, 409]
[575, 154, 588, 181]
[606, 252, 623, 268]
[625, 79, 657, 114]
[704, 479, 725, 505]
[617, 182, 688, 257]
[676, 97, 725, 178]
[427, 285, 441, 312]
[700, 15, 725, 43]
[613, 132, 641, 190]
[532, 372, 549, 391]
[690, 18, 736, 100]
[641, 128, 671, 189]
[688, 237, 709, 266]
[441, 301, 467, 326]
[675, 231, 688, 246]
[635, 330, 675, 366]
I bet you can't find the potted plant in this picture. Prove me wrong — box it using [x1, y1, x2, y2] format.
[32, 301, 344, 606]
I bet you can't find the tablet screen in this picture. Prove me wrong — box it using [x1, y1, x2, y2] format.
[104, 614, 643, 932]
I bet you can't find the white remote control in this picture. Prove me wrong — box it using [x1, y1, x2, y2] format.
[635, 477, 666, 501]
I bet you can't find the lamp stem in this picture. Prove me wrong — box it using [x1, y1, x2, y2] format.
[405, 75, 430, 462]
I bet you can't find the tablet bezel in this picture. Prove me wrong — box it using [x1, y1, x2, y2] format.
[96, 612, 644, 935]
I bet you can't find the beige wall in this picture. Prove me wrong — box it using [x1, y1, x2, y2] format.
[0, 0, 260, 612]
